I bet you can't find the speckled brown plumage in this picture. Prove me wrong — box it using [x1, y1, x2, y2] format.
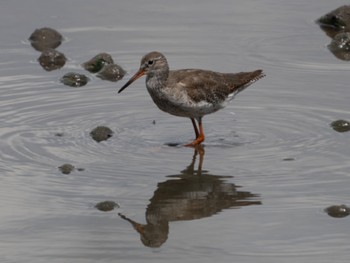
[118, 51, 265, 146]
[168, 69, 263, 104]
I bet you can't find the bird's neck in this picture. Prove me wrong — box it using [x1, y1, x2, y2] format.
[146, 68, 169, 90]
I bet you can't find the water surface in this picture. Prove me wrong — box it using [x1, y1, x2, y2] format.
[1, 0, 350, 262]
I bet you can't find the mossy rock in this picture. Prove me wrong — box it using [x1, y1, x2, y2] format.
[82, 53, 114, 73]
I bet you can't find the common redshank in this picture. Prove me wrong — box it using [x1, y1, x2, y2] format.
[118, 51, 264, 146]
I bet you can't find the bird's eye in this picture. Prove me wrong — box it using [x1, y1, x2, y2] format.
[148, 60, 154, 65]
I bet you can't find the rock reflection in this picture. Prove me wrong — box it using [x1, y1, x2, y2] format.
[119, 146, 261, 248]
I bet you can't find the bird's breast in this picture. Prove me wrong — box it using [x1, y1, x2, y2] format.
[145, 81, 223, 118]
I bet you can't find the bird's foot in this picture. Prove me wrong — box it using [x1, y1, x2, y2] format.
[184, 136, 205, 147]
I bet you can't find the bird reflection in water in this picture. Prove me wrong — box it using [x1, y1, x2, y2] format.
[119, 146, 261, 248]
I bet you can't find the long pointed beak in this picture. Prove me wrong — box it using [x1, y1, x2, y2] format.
[118, 68, 145, 93]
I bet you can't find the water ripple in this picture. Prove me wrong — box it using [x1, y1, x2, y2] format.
[243, 33, 350, 73]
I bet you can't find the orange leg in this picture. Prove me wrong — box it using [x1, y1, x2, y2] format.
[185, 117, 205, 147]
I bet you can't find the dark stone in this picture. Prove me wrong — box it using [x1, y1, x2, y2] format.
[317, 5, 350, 38]
[58, 164, 75, 174]
[60, 72, 89, 87]
[95, 201, 119, 212]
[90, 126, 113, 142]
[29, 27, 63, 52]
[317, 5, 350, 29]
[38, 49, 66, 71]
[327, 32, 350, 60]
[330, 119, 350, 132]
[96, 64, 126, 82]
[325, 205, 350, 218]
[82, 53, 114, 73]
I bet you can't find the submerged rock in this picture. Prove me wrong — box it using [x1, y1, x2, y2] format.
[90, 126, 113, 142]
[317, 5, 350, 38]
[95, 201, 119, 212]
[96, 63, 126, 82]
[60, 72, 89, 87]
[29, 27, 63, 51]
[82, 53, 114, 73]
[58, 163, 75, 174]
[328, 32, 350, 60]
[317, 5, 350, 29]
[38, 49, 66, 71]
[325, 205, 350, 218]
[330, 119, 350, 132]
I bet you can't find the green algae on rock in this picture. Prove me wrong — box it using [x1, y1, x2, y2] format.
[82, 53, 114, 73]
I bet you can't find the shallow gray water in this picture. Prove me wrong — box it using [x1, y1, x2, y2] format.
[1, 0, 350, 262]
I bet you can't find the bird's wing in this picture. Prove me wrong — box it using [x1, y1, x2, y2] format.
[168, 69, 226, 104]
[169, 69, 263, 104]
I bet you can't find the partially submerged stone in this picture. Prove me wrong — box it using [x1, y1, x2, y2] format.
[29, 27, 63, 52]
[38, 49, 66, 71]
[317, 5, 350, 38]
[317, 5, 350, 29]
[90, 126, 113, 142]
[60, 72, 89, 87]
[95, 201, 119, 212]
[96, 64, 126, 82]
[328, 32, 350, 60]
[58, 163, 75, 174]
[330, 119, 350, 132]
[325, 205, 350, 218]
[82, 53, 114, 73]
